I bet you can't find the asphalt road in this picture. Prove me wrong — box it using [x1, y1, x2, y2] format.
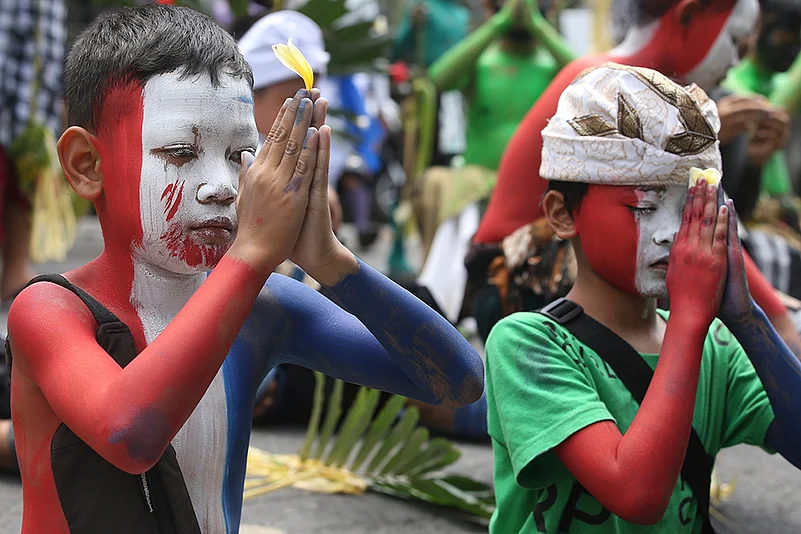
[0, 218, 797, 533]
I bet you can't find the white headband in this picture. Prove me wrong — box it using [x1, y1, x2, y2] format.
[540, 63, 722, 186]
[238, 10, 330, 91]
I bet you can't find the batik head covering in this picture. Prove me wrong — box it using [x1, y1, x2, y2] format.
[540, 63, 722, 186]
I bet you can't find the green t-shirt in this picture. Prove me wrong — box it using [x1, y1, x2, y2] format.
[722, 57, 792, 196]
[485, 310, 776, 534]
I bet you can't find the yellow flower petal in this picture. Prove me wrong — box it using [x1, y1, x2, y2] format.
[688, 167, 721, 188]
[271, 38, 314, 92]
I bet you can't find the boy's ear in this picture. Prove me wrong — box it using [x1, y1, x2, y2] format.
[542, 190, 577, 239]
[57, 126, 103, 201]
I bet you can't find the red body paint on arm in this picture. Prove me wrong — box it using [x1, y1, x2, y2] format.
[8, 256, 268, 475]
[554, 315, 707, 524]
[474, 57, 606, 243]
[743, 250, 787, 317]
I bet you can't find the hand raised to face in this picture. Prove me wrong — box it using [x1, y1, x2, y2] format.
[229, 90, 319, 274]
[666, 180, 729, 328]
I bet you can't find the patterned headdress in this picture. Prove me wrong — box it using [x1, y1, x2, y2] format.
[540, 63, 722, 186]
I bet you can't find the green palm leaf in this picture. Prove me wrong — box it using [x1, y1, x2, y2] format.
[245, 372, 495, 521]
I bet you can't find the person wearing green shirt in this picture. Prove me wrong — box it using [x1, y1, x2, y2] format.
[486, 63, 801, 533]
[722, 0, 801, 197]
[412, 0, 575, 259]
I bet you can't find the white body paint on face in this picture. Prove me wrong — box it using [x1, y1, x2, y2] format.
[684, 0, 760, 90]
[633, 185, 687, 298]
[137, 71, 259, 274]
[131, 72, 259, 533]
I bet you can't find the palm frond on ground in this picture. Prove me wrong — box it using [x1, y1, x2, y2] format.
[245, 371, 495, 520]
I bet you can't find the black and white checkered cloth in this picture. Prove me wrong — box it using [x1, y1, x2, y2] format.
[0, 0, 66, 149]
[743, 227, 801, 329]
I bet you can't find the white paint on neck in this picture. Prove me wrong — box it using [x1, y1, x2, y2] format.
[609, 21, 659, 60]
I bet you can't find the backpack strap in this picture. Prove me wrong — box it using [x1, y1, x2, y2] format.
[6, 274, 129, 381]
[539, 298, 716, 533]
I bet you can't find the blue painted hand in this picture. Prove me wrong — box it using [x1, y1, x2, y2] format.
[718, 198, 755, 326]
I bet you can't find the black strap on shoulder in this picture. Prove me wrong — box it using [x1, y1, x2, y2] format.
[5, 274, 124, 383]
[539, 298, 716, 533]
[24, 274, 121, 326]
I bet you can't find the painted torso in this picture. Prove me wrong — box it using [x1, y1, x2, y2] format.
[132, 261, 228, 532]
[463, 42, 559, 170]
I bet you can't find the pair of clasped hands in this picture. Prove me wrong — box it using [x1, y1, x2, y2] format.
[496, 0, 547, 31]
[231, 89, 344, 283]
[666, 179, 753, 329]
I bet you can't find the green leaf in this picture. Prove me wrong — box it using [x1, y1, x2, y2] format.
[402, 439, 461, 477]
[314, 379, 344, 459]
[328, 20, 375, 44]
[365, 406, 419, 475]
[299, 0, 349, 30]
[349, 394, 407, 472]
[379, 427, 429, 475]
[299, 371, 326, 461]
[371, 476, 495, 520]
[326, 387, 380, 467]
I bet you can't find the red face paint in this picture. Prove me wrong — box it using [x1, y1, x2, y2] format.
[94, 82, 146, 252]
[160, 222, 227, 269]
[608, 0, 738, 84]
[574, 185, 640, 296]
[162, 180, 185, 222]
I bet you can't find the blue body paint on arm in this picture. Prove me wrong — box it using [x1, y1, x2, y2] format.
[258, 263, 484, 409]
[727, 304, 801, 468]
[324, 259, 483, 407]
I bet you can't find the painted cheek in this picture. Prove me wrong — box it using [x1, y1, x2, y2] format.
[94, 83, 146, 247]
[575, 185, 640, 295]
[161, 180, 185, 222]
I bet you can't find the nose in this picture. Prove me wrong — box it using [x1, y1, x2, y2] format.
[652, 214, 681, 246]
[197, 182, 236, 204]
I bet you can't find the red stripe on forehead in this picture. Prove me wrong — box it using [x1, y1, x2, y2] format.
[575, 185, 640, 295]
[94, 82, 145, 248]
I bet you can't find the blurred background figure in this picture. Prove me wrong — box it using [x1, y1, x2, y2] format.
[0, 0, 66, 305]
[413, 0, 575, 325]
[714, 0, 801, 322]
[0, 0, 68, 472]
[721, 0, 801, 213]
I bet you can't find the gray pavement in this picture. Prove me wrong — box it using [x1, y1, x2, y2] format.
[0, 218, 798, 533]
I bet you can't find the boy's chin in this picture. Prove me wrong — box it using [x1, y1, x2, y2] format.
[636, 281, 668, 300]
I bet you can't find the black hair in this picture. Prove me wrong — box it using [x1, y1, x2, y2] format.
[759, 0, 801, 14]
[64, 4, 253, 131]
[545, 180, 590, 218]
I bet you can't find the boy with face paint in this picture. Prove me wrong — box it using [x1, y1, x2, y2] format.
[469, 0, 801, 352]
[4, 5, 484, 533]
[486, 63, 801, 533]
